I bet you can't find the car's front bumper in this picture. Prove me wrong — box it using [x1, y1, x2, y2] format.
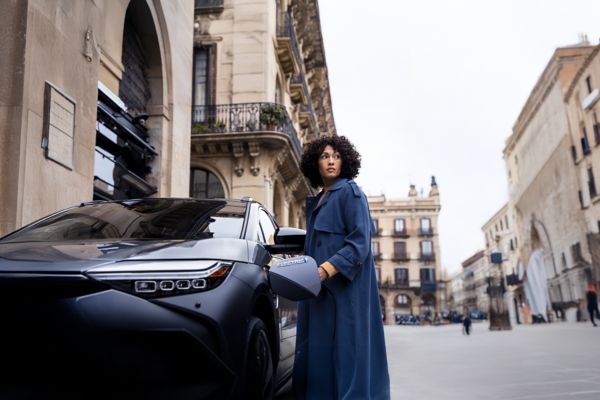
[0, 272, 251, 399]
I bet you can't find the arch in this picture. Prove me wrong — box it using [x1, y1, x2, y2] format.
[394, 293, 412, 309]
[190, 161, 230, 198]
[190, 167, 226, 199]
[120, 0, 177, 195]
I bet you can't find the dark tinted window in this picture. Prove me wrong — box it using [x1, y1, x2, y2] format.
[1, 199, 246, 242]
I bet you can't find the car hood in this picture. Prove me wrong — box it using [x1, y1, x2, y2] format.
[0, 239, 251, 273]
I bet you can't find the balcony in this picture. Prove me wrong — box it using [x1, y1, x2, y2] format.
[194, 0, 224, 13]
[420, 282, 437, 293]
[290, 73, 308, 105]
[276, 12, 301, 75]
[392, 253, 410, 262]
[419, 253, 436, 262]
[379, 280, 410, 290]
[392, 229, 409, 238]
[191, 102, 302, 158]
[418, 228, 434, 237]
[373, 253, 383, 261]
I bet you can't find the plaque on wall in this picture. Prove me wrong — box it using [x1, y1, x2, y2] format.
[42, 82, 76, 170]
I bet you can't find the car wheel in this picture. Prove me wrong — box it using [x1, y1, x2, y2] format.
[242, 317, 274, 400]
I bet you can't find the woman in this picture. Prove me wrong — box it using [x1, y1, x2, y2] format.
[294, 135, 390, 399]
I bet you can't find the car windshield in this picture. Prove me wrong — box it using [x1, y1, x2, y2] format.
[1, 199, 247, 242]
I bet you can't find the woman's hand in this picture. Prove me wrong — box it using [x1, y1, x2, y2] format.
[318, 266, 328, 281]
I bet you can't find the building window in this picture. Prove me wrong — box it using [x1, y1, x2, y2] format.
[561, 252, 567, 270]
[394, 294, 410, 307]
[571, 145, 577, 163]
[500, 219, 504, 231]
[394, 218, 405, 233]
[509, 239, 514, 251]
[190, 168, 225, 199]
[579, 190, 585, 209]
[394, 241, 407, 260]
[594, 113, 600, 146]
[394, 268, 409, 286]
[420, 268, 435, 283]
[376, 268, 381, 284]
[582, 127, 591, 156]
[505, 215, 509, 229]
[193, 47, 209, 107]
[373, 218, 379, 233]
[586, 75, 593, 94]
[420, 240, 433, 260]
[371, 241, 380, 256]
[275, 78, 282, 105]
[419, 218, 432, 235]
[588, 167, 597, 198]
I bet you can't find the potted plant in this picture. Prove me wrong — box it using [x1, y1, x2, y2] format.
[260, 103, 284, 130]
[191, 122, 208, 134]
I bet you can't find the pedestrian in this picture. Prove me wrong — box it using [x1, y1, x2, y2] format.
[586, 283, 599, 327]
[463, 314, 472, 335]
[294, 135, 390, 399]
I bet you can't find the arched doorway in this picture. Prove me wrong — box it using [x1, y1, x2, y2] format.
[394, 293, 412, 314]
[93, 0, 165, 201]
[190, 168, 225, 199]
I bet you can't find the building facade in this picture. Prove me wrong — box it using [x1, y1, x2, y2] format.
[564, 44, 600, 289]
[190, 0, 336, 226]
[368, 178, 443, 324]
[460, 250, 489, 315]
[481, 203, 521, 325]
[0, 0, 194, 236]
[503, 43, 595, 320]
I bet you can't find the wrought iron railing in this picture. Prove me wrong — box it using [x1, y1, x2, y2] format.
[194, 0, 224, 13]
[191, 102, 302, 158]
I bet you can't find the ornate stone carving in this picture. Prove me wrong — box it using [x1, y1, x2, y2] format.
[232, 142, 244, 177]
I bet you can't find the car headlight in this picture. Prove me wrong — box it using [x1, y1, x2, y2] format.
[86, 260, 232, 299]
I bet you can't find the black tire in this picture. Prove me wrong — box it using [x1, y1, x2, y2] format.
[242, 317, 274, 400]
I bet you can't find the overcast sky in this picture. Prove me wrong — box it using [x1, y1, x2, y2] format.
[318, 0, 600, 275]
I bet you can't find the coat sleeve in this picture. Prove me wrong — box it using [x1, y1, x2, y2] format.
[327, 184, 372, 281]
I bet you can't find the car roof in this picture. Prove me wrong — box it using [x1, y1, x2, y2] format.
[79, 197, 257, 208]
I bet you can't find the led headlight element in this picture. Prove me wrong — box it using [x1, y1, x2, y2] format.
[86, 261, 233, 298]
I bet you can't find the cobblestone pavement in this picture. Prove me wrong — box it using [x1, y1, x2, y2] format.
[277, 321, 600, 399]
[387, 321, 600, 400]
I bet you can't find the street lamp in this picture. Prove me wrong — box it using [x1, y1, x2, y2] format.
[488, 235, 512, 330]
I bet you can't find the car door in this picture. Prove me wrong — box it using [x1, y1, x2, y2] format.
[257, 209, 297, 380]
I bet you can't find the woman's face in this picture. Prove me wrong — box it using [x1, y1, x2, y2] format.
[318, 145, 342, 186]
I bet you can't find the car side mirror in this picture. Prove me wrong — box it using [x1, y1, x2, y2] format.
[269, 255, 320, 301]
[265, 227, 305, 254]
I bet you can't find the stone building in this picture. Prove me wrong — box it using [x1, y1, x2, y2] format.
[0, 0, 194, 236]
[481, 203, 521, 324]
[564, 43, 600, 288]
[460, 250, 489, 315]
[368, 178, 443, 324]
[503, 42, 595, 320]
[190, 0, 336, 226]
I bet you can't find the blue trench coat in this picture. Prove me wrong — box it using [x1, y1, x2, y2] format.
[293, 178, 390, 399]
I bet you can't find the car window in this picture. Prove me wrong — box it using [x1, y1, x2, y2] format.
[258, 209, 277, 245]
[1, 199, 247, 242]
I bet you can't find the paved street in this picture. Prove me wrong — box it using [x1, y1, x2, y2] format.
[278, 321, 600, 399]
[387, 321, 600, 400]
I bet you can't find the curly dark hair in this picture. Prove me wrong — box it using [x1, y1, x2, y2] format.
[300, 135, 361, 188]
